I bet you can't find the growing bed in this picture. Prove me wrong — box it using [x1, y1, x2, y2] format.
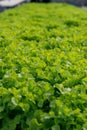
[0, 3, 87, 130]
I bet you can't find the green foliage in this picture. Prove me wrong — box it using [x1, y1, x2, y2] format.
[0, 3, 87, 130]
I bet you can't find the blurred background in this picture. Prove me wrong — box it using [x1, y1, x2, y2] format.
[0, 0, 87, 12]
